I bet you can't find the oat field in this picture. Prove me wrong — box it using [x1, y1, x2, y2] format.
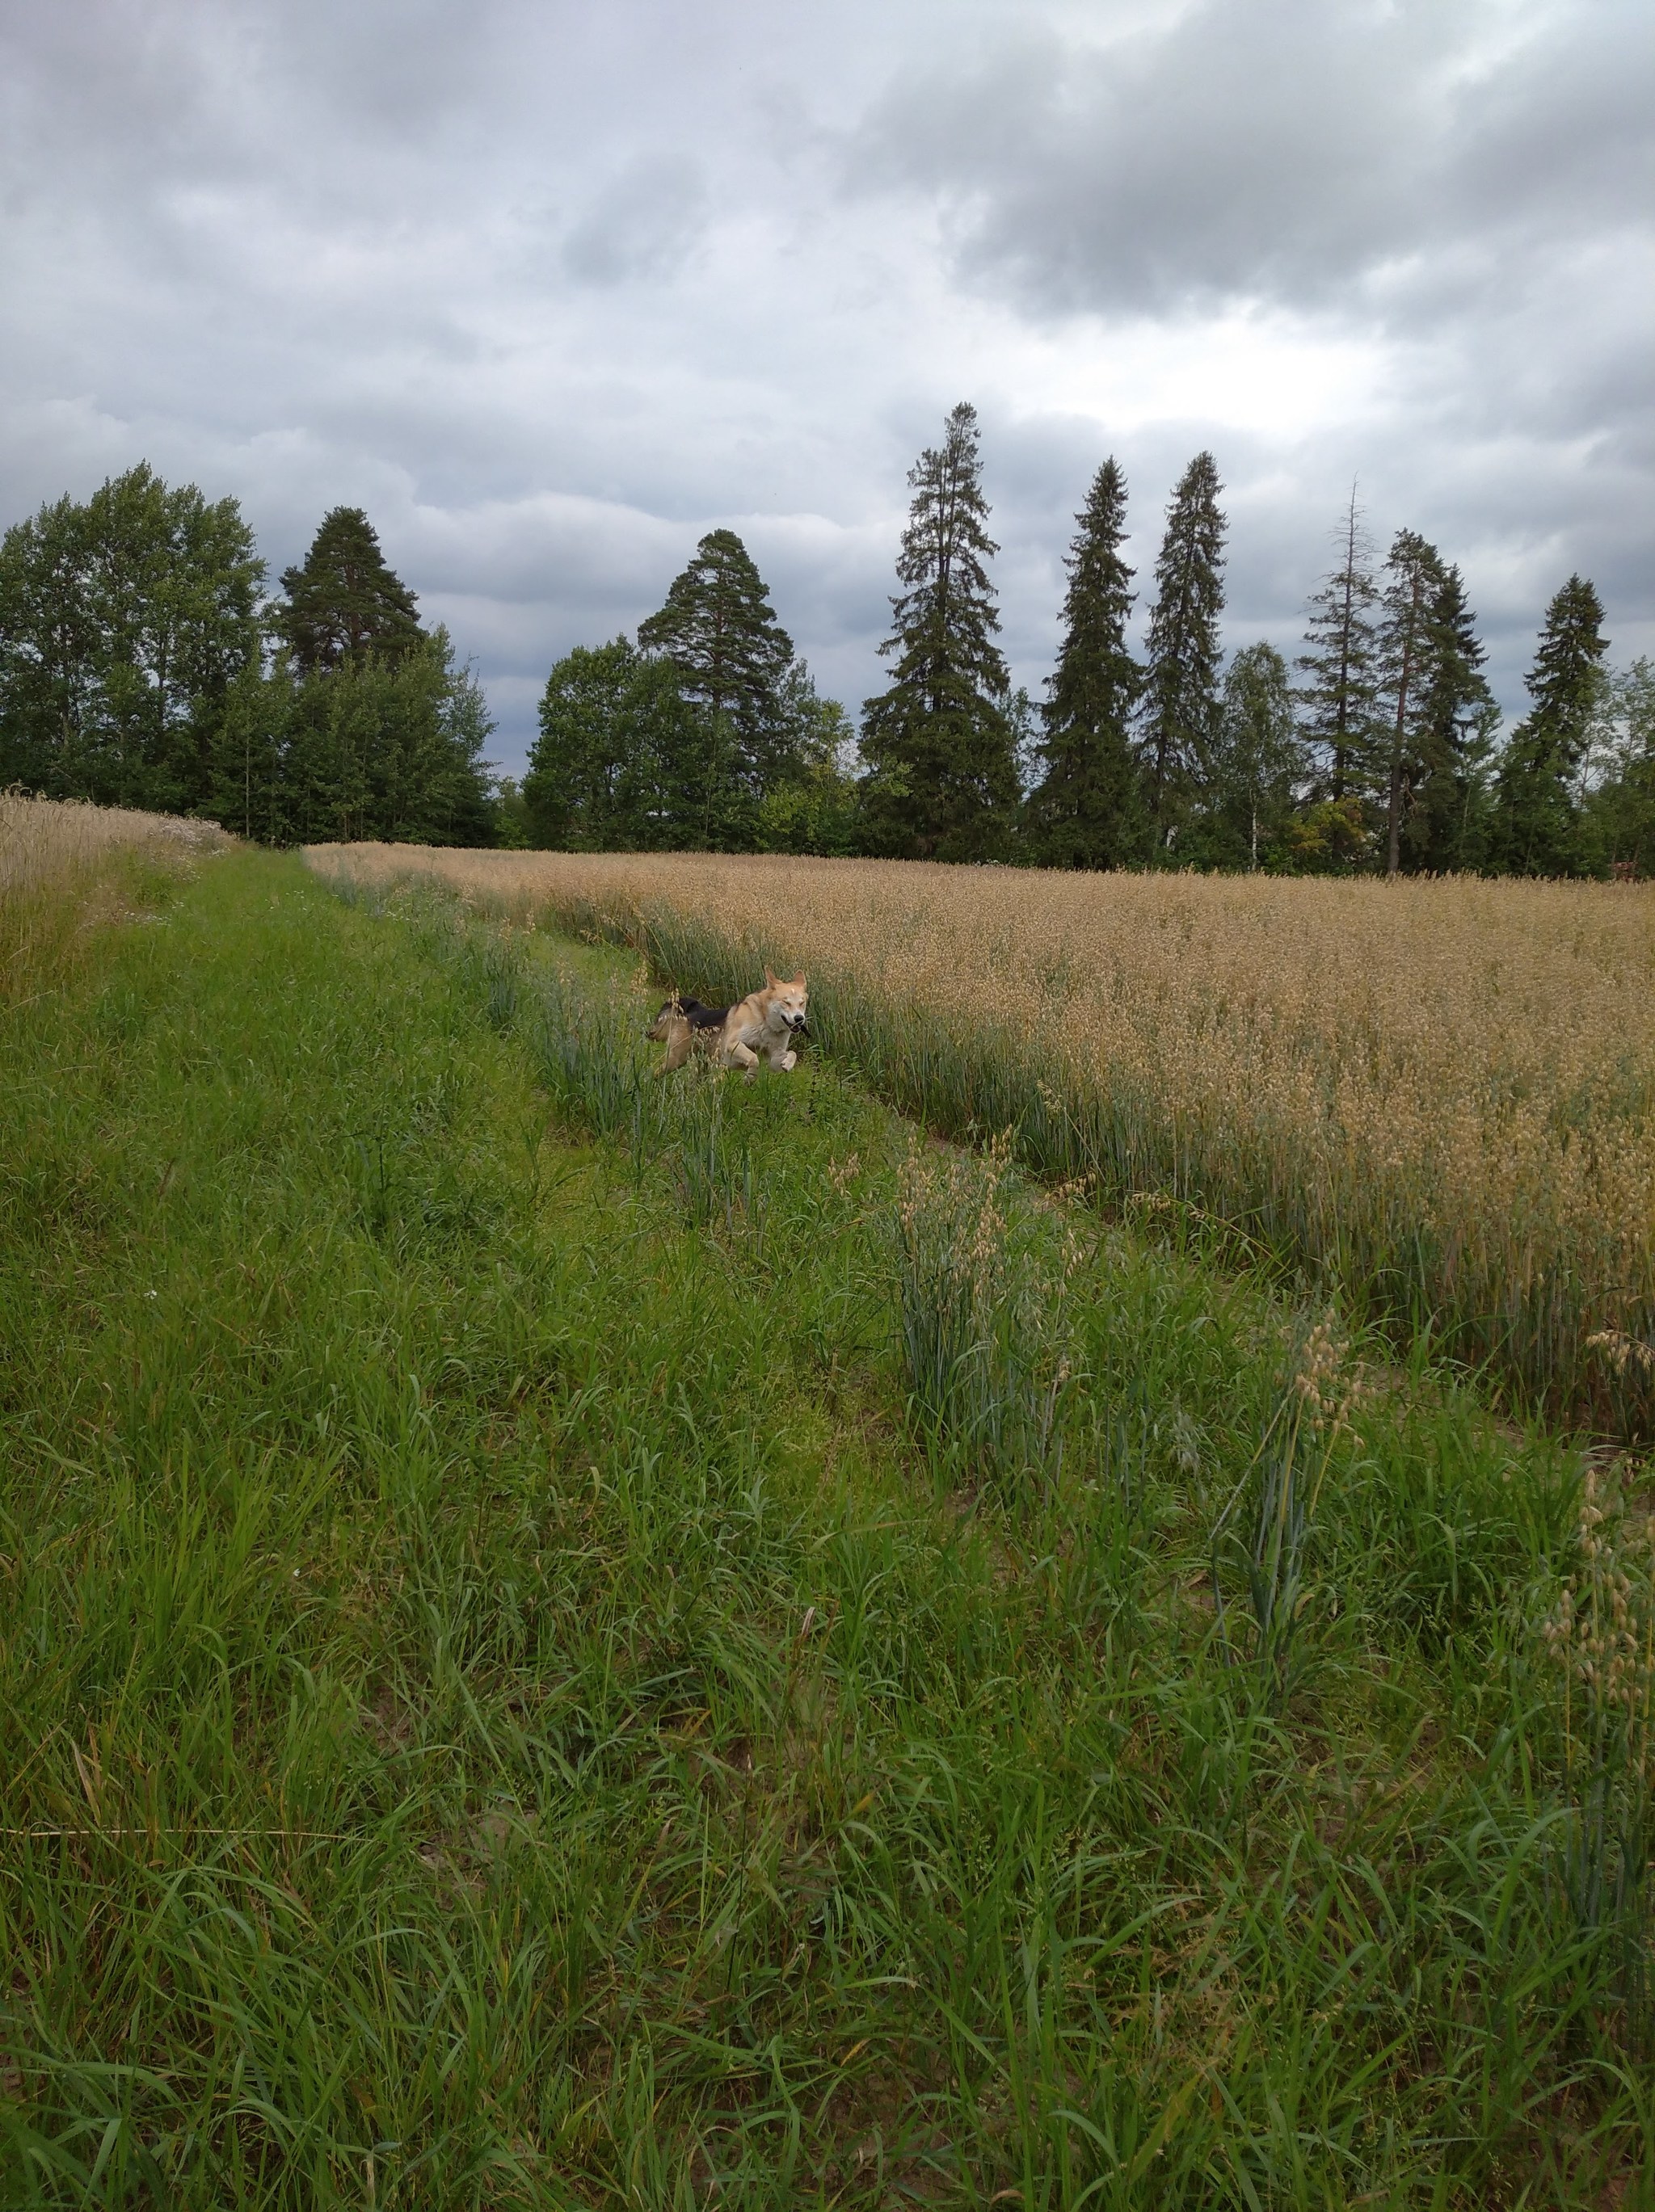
[0, 791, 227, 999]
[313, 847, 1655, 1431]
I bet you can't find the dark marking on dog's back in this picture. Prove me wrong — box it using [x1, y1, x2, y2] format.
[656, 997, 729, 1031]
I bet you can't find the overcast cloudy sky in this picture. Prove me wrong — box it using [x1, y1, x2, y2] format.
[2, 0, 1650, 775]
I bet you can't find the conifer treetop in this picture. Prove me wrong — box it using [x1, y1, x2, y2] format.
[859, 400, 1017, 861]
[1407, 561, 1497, 873]
[1296, 484, 1379, 801]
[1045, 456, 1137, 729]
[1491, 574, 1607, 877]
[1524, 573, 1609, 746]
[1375, 528, 1447, 875]
[878, 400, 1008, 706]
[279, 507, 422, 675]
[1027, 455, 1145, 869]
[1421, 565, 1493, 749]
[637, 527, 794, 743]
[1139, 449, 1228, 839]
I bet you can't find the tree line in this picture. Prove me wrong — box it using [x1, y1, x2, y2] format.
[526, 405, 1650, 877]
[0, 471, 495, 844]
[2, 437, 1650, 874]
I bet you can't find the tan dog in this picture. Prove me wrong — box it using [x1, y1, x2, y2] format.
[645, 995, 728, 1074]
[718, 969, 808, 1078]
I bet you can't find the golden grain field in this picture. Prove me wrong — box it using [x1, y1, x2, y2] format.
[310, 844, 1655, 1428]
[1, 791, 226, 997]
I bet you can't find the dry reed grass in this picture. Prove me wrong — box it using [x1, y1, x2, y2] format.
[0, 791, 225, 998]
[310, 844, 1655, 1430]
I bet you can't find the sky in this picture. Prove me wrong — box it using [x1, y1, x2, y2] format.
[2, 0, 1650, 779]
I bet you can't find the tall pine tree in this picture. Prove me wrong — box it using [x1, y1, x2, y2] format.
[1297, 486, 1379, 806]
[278, 507, 423, 674]
[1492, 574, 1607, 877]
[637, 528, 796, 843]
[1139, 451, 1226, 852]
[1409, 565, 1497, 873]
[1375, 528, 1445, 877]
[859, 402, 1017, 861]
[1025, 456, 1145, 868]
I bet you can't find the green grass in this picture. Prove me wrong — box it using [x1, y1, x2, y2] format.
[1, 847, 1650, 2207]
[492, 881, 1653, 1441]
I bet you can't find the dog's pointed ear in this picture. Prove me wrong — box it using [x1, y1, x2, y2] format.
[793, 972, 806, 987]
[764, 966, 778, 989]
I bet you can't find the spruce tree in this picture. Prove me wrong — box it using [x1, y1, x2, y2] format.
[637, 528, 794, 841]
[278, 507, 423, 674]
[1492, 574, 1607, 877]
[1025, 456, 1145, 868]
[1409, 565, 1497, 872]
[1375, 528, 1445, 877]
[1297, 486, 1379, 805]
[1139, 451, 1226, 852]
[859, 402, 1017, 861]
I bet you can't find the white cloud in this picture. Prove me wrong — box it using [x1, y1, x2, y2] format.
[1, 0, 1649, 776]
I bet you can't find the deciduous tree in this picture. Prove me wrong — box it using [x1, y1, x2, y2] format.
[0, 463, 263, 811]
[280, 629, 496, 846]
[1190, 642, 1305, 870]
[756, 663, 861, 855]
[1579, 658, 1655, 877]
[208, 653, 291, 844]
[525, 637, 715, 851]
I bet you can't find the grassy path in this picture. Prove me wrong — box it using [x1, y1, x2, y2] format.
[0, 848, 1647, 2207]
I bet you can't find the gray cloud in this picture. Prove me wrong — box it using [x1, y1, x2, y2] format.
[562, 154, 710, 286]
[0, 0, 1649, 777]
[851, 2, 1654, 318]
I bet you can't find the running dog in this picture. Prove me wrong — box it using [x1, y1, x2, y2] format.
[718, 969, 808, 1078]
[646, 995, 729, 1074]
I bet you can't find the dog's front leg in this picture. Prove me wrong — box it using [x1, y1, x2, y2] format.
[765, 1037, 797, 1072]
[723, 1038, 760, 1080]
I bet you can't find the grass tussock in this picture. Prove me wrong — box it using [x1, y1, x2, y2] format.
[0, 789, 227, 1000]
[311, 846, 1655, 1433]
